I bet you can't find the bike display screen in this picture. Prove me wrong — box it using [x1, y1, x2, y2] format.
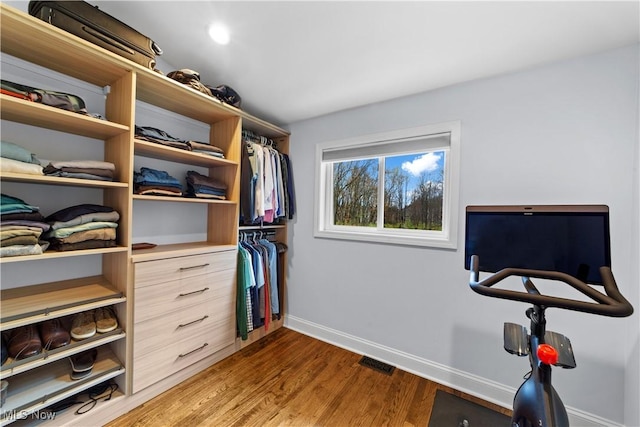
[464, 205, 611, 285]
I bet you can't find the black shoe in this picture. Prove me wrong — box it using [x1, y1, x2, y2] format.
[68, 348, 98, 373]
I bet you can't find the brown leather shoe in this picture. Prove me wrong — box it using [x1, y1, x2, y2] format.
[39, 318, 71, 350]
[7, 325, 42, 360]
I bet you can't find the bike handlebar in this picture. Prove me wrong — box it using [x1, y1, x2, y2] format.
[468, 255, 634, 317]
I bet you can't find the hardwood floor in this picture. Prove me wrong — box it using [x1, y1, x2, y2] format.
[107, 328, 511, 426]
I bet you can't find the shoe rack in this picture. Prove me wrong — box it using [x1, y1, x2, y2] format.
[0, 3, 290, 425]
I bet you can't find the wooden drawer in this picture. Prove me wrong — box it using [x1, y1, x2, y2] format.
[134, 269, 234, 324]
[134, 250, 236, 288]
[132, 301, 235, 393]
[133, 298, 233, 356]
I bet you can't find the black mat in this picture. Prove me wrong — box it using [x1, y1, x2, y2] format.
[428, 389, 511, 427]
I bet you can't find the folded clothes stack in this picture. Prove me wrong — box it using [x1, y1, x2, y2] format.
[186, 140, 225, 158]
[185, 170, 227, 200]
[0, 141, 44, 176]
[135, 125, 189, 150]
[43, 204, 119, 251]
[134, 166, 183, 196]
[0, 193, 50, 257]
[43, 160, 115, 182]
[135, 125, 225, 158]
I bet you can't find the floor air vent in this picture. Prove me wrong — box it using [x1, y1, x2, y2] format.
[359, 356, 395, 375]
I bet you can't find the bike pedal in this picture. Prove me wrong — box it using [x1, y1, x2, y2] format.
[503, 322, 529, 356]
[544, 330, 576, 369]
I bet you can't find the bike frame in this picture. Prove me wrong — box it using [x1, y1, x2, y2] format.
[511, 302, 569, 427]
[468, 255, 633, 427]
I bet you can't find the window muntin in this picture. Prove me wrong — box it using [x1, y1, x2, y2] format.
[315, 121, 460, 248]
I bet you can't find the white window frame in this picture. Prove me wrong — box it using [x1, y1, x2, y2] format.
[314, 121, 461, 249]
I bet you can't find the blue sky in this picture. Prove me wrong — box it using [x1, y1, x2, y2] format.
[385, 151, 445, 192]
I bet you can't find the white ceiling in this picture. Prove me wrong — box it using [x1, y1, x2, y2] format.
[10, 1, 640, 127]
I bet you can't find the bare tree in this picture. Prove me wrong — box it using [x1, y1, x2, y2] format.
[333, 160, 378, 226]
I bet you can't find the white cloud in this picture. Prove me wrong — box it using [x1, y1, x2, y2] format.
[401, 153, 441, 177]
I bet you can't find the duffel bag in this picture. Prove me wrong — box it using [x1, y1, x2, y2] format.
[1, 79, 87, 114]
[207, 85, 242, 109]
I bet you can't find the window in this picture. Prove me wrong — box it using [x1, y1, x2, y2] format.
[315, 121, 461, 248]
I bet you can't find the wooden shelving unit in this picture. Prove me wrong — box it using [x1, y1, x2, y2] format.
[0, 2, 291, 425]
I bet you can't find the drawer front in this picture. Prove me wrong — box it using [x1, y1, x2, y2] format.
[134, 296, 234, 356]
[132, 302, 235, 393]
[134, 269, 235, 323]
[134, 250, 236, 288]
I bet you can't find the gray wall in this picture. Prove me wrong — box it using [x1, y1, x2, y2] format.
[286, 44, 639, 426]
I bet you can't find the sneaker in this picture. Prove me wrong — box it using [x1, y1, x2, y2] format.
[94, 307, 118, 333]
[39, 318, 71, 350]
[70, 312, 96, 340]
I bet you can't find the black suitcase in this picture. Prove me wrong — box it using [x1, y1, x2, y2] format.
[28, 1, 162, 70]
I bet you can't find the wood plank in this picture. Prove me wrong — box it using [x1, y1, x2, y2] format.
[132, 194, 236, 205]
[0, 276, 124, 329]
[0, 95, 129, 138]
[0, 172, 128, 188]
[130, 243, 236, 263]
[0, 246, 128, 264]
[135, 73, 236, 125]
[106, 328, 512, 427]
[134, 139, 237, 168]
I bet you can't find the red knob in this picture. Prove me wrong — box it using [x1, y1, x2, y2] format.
[537, 344, 559, 365]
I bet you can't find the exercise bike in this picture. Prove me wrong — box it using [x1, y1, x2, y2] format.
[465, 204, 634, 427]
[468, 256, 633, 427]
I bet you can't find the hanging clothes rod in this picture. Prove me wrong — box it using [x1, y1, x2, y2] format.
[239, 229, 278, 242]
[242, 129, 277, 148]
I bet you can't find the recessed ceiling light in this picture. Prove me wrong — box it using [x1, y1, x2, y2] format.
[208, 23, 230, 45]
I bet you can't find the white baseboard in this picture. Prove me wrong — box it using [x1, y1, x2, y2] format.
[285, 315, 621, 427]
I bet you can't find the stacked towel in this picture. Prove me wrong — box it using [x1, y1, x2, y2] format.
[134, 167, 183, 196]
[43, 160, 115, 181]
[0, 141, 44, 176]
[185, 170, 227, 200]
[0, 193, 50, 257]
[43, 204, 119, 251]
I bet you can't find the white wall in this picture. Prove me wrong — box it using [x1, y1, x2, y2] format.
[627, 52, 640, 426]
[286, 44, 639, 426]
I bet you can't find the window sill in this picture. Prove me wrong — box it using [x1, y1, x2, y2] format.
[314, 229, 457, 249]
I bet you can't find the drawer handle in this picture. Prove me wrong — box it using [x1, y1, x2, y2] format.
[178, 287, 210, 297]
[178, 263, 210, 271]
[178, 315, 209, 328]
[178, 342, 208, 358]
